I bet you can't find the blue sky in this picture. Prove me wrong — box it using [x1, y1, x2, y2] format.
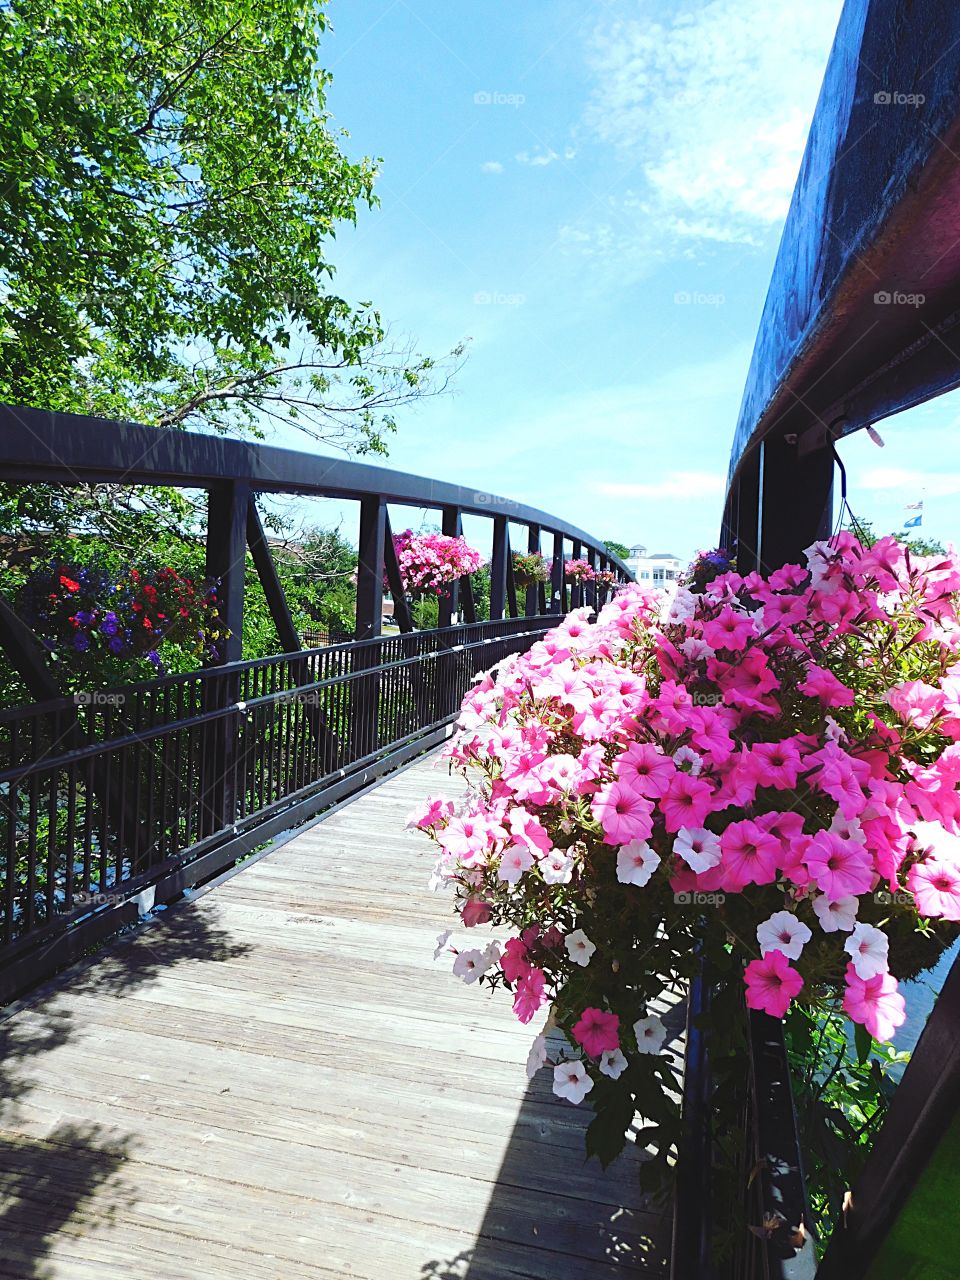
[267, 0, 960, 562]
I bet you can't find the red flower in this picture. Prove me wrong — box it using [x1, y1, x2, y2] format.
[59, 575, 80, 592]
[179, 607, 189, 617]
[143, 617, 153, 629]
[130, 569, 140, 580]
[131, 601, 143, 613]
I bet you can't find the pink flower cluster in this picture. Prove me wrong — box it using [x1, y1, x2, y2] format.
[411, 534, 960, 1120]
[391, 530, 483, 596]
[564, 558, 595, 583]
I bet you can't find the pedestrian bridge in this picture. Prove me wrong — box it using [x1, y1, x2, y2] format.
[0, 751, 677, 1280]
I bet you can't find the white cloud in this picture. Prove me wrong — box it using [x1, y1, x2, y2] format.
[516, 148, 559, 167]
[859, 467, 960, 498]
[480, 160, 504, 174]
[595, 472, 725, 500]
[576, 0, 843, 254]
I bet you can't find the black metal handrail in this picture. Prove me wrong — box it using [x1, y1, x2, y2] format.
[0, 615, 553, 1002]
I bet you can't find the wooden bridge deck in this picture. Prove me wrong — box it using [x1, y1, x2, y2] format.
[0, 751, 675, 1280]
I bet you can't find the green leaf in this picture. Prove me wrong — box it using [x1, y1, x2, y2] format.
[854, 1021, 873, 1066]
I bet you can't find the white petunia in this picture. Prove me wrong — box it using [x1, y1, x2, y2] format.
[674, 826, 722, 874]
[812, 894, 859, 933]
[673, 746, 704, 776]
[498, 843, 534, 886]
[526, 1034, 548, 1080]
[452, 949, 487, 984]
[844, 923, 890, 980]
[756, 910, 812, 961]
[540, 850, 575, 885]
[552, 1060, 594, 1105]
[482, 940, 502, 968]
[633, 1014, 667, 1055]
[564, 928, 596, 967]
[599, 1048, 628, 1080]
[616, 840, 661, 887]
[433, 929, 453, 960]
[830, 810, 866, 845]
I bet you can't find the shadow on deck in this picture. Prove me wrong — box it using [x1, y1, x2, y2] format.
[0, 752, 674, 1280]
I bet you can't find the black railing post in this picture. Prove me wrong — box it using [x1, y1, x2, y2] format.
[758, 435, 834, 572]
[351, 496, 386, 762]
[204, 479, 248, 832]
[490, 515, 508, 621]
[551, 532, 565, 614]
[356, 496, 385, 642]
[525, 523, 540, 617]
[383, 511, 414, 633]
[570, 539, 582, 609]
[438, 506, 461, 628]
[505, 526, 519, 620]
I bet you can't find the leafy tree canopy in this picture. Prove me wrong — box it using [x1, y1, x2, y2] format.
[603, 540, 631, 562]
[0, 0, 461, 450]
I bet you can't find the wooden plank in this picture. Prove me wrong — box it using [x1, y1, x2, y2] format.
[0, 751, 673, 1279]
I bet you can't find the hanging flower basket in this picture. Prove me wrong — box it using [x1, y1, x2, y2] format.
[19, 561, 225, 674]
[410, 534, 960, 1178]
[564, 558, 596, 584]
[388, 530, 483, 598]
[512, 551, 549, 591]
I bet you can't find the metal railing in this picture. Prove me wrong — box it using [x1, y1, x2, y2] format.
[0, 615, 554, 1001]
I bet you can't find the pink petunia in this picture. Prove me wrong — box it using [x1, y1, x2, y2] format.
[744, 950, 804, 1018]
[572, 1007, 620, 1057]
[592, 780, 655, 846]
[746, 739, 803, 791]
[887, 679, 946, 730]
[843, 963, 906, 1042]
[803, 831, 874, 900]
[719, 819, 781, 889]
[460, 897, 493, 928]
[513, 968, 547, 1024]
[614, 742, 676, 797]
[660, 773, 716, 833]
[907, 857, 960, 921]
[702, 605, 756, 653]
[500, 936, 531, 984]
[798, 664, 855, 707]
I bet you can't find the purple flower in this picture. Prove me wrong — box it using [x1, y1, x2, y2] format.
[100, 612, 119, 636]
[73, 633, 89, 652]
[108, 636, 125, 654]
[146, 650, 161, 666]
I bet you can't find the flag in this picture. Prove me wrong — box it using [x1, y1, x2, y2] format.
[905, 500, 923, 511]
[904, 514, 923, 529]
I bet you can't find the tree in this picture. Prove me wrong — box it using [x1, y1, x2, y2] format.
[0, 0, 462, 447]
[843, 518, 945, 558]
[603, 540, 631, 562]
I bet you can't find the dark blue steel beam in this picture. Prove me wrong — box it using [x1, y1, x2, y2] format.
[0, 404, 633, 581]
[724, 0, 960, 562]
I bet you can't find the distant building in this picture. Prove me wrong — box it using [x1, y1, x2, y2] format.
[625, 543, 684, 588]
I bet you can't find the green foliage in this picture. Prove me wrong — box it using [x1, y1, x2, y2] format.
[603, 540, 631, 562]
[0, 0, 461, 449]
[844, 518, 945, 559]
[785, 1004, 910, 1249]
